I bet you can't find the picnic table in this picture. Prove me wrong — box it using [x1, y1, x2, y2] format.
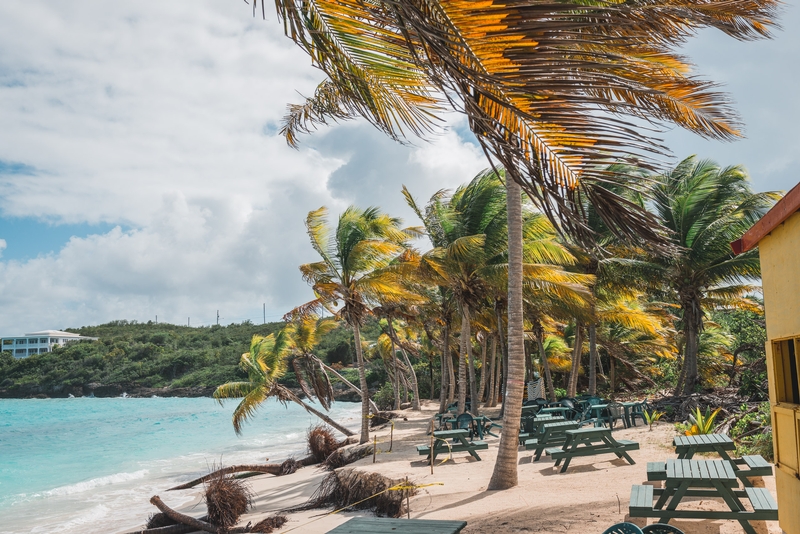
[585, 403, 609, 425]
[539, 406, 571, 418]
[520, 404, 540, 416]
[544, 427, 639, 473]
[518, 415, 565, 444]
[524, 420, 580, 460]
[443, 415, 494, 439]
[326, 517, 467, 533]
[417, 429, 488, 464]
[673, 433, 735, 460]
[629, 459, 778, 534]
[621, 401, 640, 428]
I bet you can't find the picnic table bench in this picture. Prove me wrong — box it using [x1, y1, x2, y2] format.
[539, 406, 571, 418]
[545, 427, 638, 473]
[417, 429, 488, 464]
[629, 459, 778, 534]
[326, 517, 467, 533]
[518, 415, 565, 444]
[524, 420, 580, 460]
[647, 454, 772, 487]
[673, 433, 735, 460]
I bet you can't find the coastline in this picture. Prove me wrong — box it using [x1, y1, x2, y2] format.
[159, 400, 781, 534]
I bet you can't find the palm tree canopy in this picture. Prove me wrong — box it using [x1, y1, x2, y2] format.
[649, 156, 779, 304]
[213, 332, 293, 435]
[251, 0, 779, 244]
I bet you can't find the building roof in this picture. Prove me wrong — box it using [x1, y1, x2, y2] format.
[731, 181, 800, 254]
[23, 330, 84, 337]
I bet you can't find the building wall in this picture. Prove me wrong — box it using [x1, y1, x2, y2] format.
[758, 210, 800, 534]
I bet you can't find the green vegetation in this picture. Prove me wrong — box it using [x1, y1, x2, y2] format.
[0, 319, 384, 397]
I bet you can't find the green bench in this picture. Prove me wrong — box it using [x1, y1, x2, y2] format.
[629, 459, 778, 534]
[417, 429, 488, 464]
[647, 454, 772, 487]
[326, 517, 468, 533]
[545, 427, 638, 473]
[524, 420, 580, 460]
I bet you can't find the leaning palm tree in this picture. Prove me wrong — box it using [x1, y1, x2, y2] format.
[245, 0, 779, 491]
[646, 157, 778, 394]
[291, 206, 419, 443]
[213, 332, 355, 437]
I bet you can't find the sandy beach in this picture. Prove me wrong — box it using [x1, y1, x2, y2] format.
[160, 401, 780, 534]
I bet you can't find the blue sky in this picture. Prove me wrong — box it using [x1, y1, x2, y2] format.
[0, 1, 798, 333]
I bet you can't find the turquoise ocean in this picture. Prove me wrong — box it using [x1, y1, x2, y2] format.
[0, 397, 361, 534]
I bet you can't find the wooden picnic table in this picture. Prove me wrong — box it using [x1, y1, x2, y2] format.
[524, 420, 580, 460]
[539, 406, 570, 418]
[629, 459, 778, 534]
[443, 415, 493, 439]
[518, 415, 565, 444]
[326, 517, 467, 533]
[673, 433, 736, 460]
[545, 427, 638, 473]
[417, 429, 488, 464]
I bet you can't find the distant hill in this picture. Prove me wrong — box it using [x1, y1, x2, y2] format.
[0, 319, 378, 398]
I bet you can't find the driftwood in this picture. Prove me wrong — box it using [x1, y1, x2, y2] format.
[149, 496, 219, 534]
[167, 465, 285, 491]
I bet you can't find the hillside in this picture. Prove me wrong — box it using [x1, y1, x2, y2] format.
[0, 319, 381, 398]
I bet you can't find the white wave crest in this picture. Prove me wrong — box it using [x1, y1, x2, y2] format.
[45, 470, 149, 497]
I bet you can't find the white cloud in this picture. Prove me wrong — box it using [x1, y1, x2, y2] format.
[0, 239, 6, 259]
[0, 1, 797, 333]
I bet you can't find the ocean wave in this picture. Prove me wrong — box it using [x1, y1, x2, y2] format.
[44, 470, 149, 497]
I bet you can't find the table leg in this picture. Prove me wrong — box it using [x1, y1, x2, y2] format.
[623, 406, 632, 428]
[602, 434, 636, 465]
[461, 436, 481, 461]
[715, 446, 733, 462]
[664, 481, 691, 512]
[712, 481, 755, 534]
[559, 436, 580, 473]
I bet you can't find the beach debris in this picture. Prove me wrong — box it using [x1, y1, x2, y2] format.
[370, 411, 397, 428]
[322, 444, 372, 470]
[293, 468, 415, 518]
[167, 465, 286, 491]
[278, 457, 301, 475]
[204, 474, 252, 530]
[146, 513, 178, 529]
[249, 515, 288, 533]
[307, 425, 342, 462]
[149, 496, 220, 533]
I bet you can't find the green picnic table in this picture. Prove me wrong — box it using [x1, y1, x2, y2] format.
[673, 433, 736, 460]
[629, 459, 778, 534]
[648, 454, 773, 488]
[520, 404, 540, 416]
[545, 427, 639, 473]
[518, 415, 565, 444]
[443, 415, 496, 439]
[524, 420, 580, 460]
[417, 429, 488, 464]
[539, 406, 570, 418]
[326, 517, 468, 533]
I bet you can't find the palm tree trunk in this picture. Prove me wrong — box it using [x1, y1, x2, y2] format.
[538, 337, 556, 402]
[295, 397, 355, 437]
[495, 301, 509, 417]
[610, 356, 616, 394]
[399, 345, 421, 410]
[477, 333, 488, 406]
[678, 296, 702, 395]
[567, 323, 583, 397]
[352, 321, 371, 444]
[465, 308, 479, 416]
[439, 321, 450, 413]
[318, 359, 380, 414]
[488, 174, 525, 491]
[490, 338, 502, 407]
[588, 323, 598, 396]
[457, 304, 469, 415]
[484, 334, 497, 408]
[388, 318, 401, 410]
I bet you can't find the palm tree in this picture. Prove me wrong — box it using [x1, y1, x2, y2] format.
[292, 206, 418, 443]
[213, 333, 355, 437]
[247, 0, 778, 491]
[646, 157, 778, 394]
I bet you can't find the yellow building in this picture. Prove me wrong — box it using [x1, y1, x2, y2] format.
[733, 183, 800, 533]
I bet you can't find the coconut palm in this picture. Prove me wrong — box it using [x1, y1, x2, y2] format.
[291, 206, 419, 443]
[646, 157, 778, 394]
[213, 332, 355, 437]
[247, 0, 778, 492]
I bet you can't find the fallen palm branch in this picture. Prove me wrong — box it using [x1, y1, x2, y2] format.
[307, 425, 343, 463]
[322, 445, 372, 470]
[289, 468, 415, 518]
[204, 474, 252, 530]
[150, 496, 220, 533]
[167, 464, 287, 491]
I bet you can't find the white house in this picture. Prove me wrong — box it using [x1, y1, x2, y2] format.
[0, 330, 98, 358]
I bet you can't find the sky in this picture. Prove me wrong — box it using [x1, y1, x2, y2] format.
[0, 1, 798, 334]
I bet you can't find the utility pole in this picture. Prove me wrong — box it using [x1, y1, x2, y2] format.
[216, 310, 219, 326]
[155, 315, 157, 324]
[188, 317, 190, 327]
[263, 303, 266, 325]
